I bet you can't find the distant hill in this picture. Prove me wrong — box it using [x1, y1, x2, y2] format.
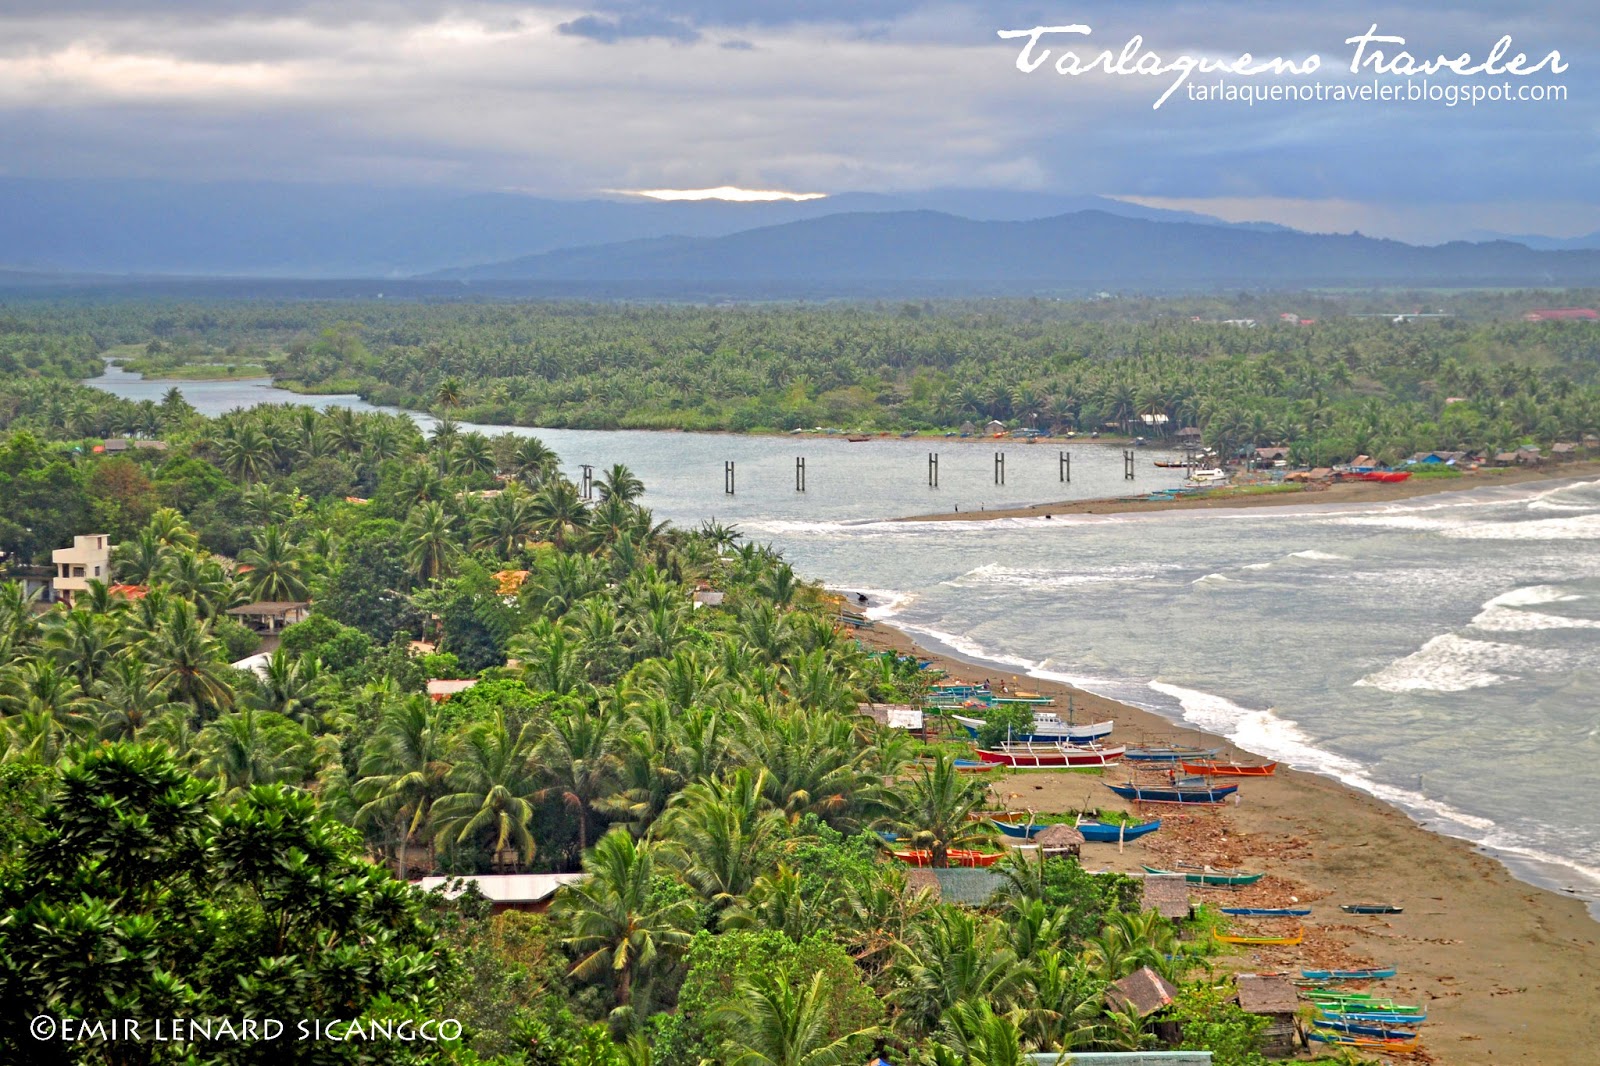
[1464, 228, 1600, 251]
[0, 179, 1243, 278]
[432, 209, 1600, 290]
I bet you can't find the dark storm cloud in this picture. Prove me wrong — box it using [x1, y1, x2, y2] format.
[0, 0, 1591, 239]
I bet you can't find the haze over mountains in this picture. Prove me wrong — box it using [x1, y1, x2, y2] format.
[2, 178, 1598, 294]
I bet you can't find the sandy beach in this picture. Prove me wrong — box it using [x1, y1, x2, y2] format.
[855, 622, 1600, 1065]
[891, 459, 1600, 522]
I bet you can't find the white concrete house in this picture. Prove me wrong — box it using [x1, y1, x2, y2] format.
[52, 534, 112, 606]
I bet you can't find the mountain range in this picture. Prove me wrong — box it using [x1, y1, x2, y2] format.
[433, 209, 1600, 291]
[0, 178, 1596, 294]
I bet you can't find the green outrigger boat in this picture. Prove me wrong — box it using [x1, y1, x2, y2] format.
[1142, 865, 1264, 887]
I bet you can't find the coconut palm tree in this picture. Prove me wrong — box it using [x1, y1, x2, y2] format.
[529, 479, 590, 549]
[933, 1000, 1027, 1066]
[597, 463, 645, 504]
[429, 712, 541, 866]
[147, 599, 236, 717]
[471, 488, 537, 557]
[404, 500, 458, 583]
[355, 694, 453, 878]
[41, 609, 123, 689]
[248, 648, 322, 727]
[94, 657, 183, 741]
[510, 436, 560, 483]
[196, 707, 316, 798]
[875, 753, 988, 868]
[890, 907, 1021, 1036]
[158, 550, 236, 620]
[237, 526, 310, 602]
[533, 704, 620, 858]
[452, 432, 497, 479]
[707, 969, 877, 1066]
[657, 767, 781, 908]
[553, 829, 700, 1010]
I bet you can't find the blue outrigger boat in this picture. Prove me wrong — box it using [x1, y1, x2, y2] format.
[1107, 782, 1238, 805]
[1301, 967, 1398, 981]
[1220, 907, 1310, 917]
[1124, 745, 1222, 763]
[990, 818, 1160, 842]
[1319, 1008, 1428, 1024]
[1313, 1019, 1420, 1040]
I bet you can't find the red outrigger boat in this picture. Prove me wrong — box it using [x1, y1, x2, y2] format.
[1180, 759, 1278, 777]
[891, 849, 1005, 868]
[1348, 471, 1410, 483]
[976, 743, 1126, 768]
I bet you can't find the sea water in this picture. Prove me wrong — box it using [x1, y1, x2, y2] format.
[89, 368, 1600, 917]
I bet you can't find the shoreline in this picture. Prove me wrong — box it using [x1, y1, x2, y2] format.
[889, 459, 1600, 522]
[853, 618, 1600, 1065]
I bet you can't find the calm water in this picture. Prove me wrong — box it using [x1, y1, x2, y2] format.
[90, 368, 1600, 916]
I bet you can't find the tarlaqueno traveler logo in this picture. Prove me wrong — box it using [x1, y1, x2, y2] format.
[998, 24, 1569, 110]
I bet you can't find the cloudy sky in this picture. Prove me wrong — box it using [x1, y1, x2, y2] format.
[0, 0, 1594, 241]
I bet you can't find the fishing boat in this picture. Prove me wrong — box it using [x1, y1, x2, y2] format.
[1351, 470, 1411, 483]
[976, 743, 1125, 768]
[1341, 903, 1404, 914]
[1123, 745, 1222, 763]
[1301, 967, 1397, 981]
[1308, 1032, 1420, 1055]
[1305, 992, 1420, 1011]
[1142, 865, 1264, 887]
[1220, 907, 1310, 917]
[1318, 1017, 1420, 1030]
[951, 711, 1114, 744]
[1107, 782, 1238, 805]
[990, 817, 1160, 842]
[990, 691, 1056, 706]
[846, 434, 871, 442]
[1153, 460, 1191, 468]
[1076, 819, 1161, 843]
[1187, 468, 1228, 484]
[1215, 926, 1304, 945]
[1319, 1007, 1428, 1023]
[891, 849, 1004, 868]
[952, 758, 998, 774]
[1179, 759, 1278, 776]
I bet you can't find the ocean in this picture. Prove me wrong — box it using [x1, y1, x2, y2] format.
[88, 367, 1600, 918]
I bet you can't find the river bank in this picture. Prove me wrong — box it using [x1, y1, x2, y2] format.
[890, 459, 1600, 521]
[854, 620, 1600, 1065]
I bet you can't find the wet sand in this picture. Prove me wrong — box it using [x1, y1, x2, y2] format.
[857, 622, 1600, 1065]
[891, 459, 1600, 522]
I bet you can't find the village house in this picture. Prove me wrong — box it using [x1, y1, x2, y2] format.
[51, 534, 112, 607]
[426, 678, 480, 701]
[412, 873, 586, 915]
[224, 600, 311, 631]
[1234, 973, 1300, 1058]
[1522, 308, 1598, 322]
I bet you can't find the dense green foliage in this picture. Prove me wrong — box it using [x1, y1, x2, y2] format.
[0, 343, 1279, 1062]
[3, 292, 1600, 465]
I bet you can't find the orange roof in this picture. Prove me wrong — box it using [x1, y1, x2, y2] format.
[493, 569, 530, 595]
[108, 584, 148, 599]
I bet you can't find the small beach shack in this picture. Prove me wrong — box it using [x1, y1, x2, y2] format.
[1106, 966, 1179, 1020]
[1234, 974, 1299, 1057]
[1138, 874, 1192, 921]
[1033, 823, 1084, 860]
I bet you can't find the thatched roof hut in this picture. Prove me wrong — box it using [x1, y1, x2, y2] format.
[1139, 875, 1192, 920]
[1033, 823, 1084, 858]
[1236, 974, 1300, 1057]
[1105, 966, 1179, 1018]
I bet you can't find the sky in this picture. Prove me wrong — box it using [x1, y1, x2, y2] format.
[0, 1, 1594, 242]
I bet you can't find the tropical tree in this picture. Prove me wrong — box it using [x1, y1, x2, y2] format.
[404, 500, 459, 583]
[554, 828, 701, 1010]
[708, 969, 878, 1066]
[875, 753, 988, 868]
[429, 712, 541, 866]
[237, 526, 310, 602]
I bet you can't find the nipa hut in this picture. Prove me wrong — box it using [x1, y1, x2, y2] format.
[1139, 875, 1192, 921]
[1235, 973, 1300, 1058]
[1033, 823, 1084, 859]
[1105, 966, 1178, 1019]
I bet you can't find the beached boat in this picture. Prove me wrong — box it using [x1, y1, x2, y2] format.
[1187, 468, 1228, 484]
[1077, 819, 1161, 842]
[990, 691, 1056, 706]
[1313, 1019, 1420, 1041]
[1179, 759, 1278, 776]
[952, 758, 997, 774]
[1341, 903, 1404, 914]
[977, 743, 1125, 768]
[1107, 782, 1238, 804]
[1143, 865, 1263, 887]
[1308, 1032, 1420, 1055]
[1123, 745, 1221, 763]
[1319, 1008, 1429, 1024]
[951, 712, 1114, 744]
[1216, 926, 1303, 945]
[846, 434, 871, 442]
[1310, 997, 1423, 1015]
[1351, 470, 1411, 483]
[891, 849, 1003, 868]
[1301, 967, 1397, 981]
[990, 817, 1159, 842]
[1219, 907, 1310, 917]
